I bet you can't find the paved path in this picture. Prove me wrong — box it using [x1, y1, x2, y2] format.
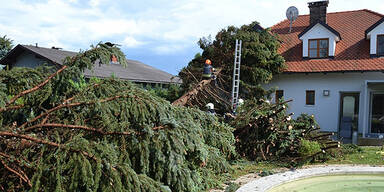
[236, 165, 384, 192]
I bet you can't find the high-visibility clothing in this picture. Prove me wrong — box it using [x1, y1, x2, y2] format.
[203, 64, 212, 78]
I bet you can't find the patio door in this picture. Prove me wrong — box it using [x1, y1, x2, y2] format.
[339, 93, 359, 140]
[370, 93, 384, 134]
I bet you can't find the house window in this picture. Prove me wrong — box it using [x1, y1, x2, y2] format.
[308, 39, 329, 58]
[306, 90, 315, 105]
[275, 90, 284, 102]
[377, 35, 384, 56]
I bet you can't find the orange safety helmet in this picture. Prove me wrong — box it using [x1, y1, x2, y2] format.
[205, 59, 212, 65]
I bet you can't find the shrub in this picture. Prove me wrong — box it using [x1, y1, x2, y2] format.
[298, 139, 322, 157]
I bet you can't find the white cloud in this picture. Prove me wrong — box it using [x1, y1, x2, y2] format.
[89, 0, 109, 8]
[123, 36, 145, 48]
[153, 44, 188, 55]
[1, 0, 384, 54]
[90, 0, 101, 7]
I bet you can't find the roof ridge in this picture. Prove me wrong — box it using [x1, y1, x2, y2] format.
[294, 9, 381, 17]
[22, 44, 77, 53]
[326, 9, 373, 15]
[361, 9, 384, 17]
[270, 9, 383, 29]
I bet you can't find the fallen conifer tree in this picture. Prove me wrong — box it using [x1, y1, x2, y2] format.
[0, 43, 236, 191]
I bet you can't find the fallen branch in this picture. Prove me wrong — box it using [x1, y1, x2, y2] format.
[24, 123, 166, 136]
[0, 131, 60, 147]
[310, 133, 334, 140]
[0, 104, 25, 113]
[0, 158, 31, 187]
[6, 65, 68, 107]
[0, 152, 32, 169]
[0, 131, 97, 161]
[172, 69, 222, 106]
[20, 94, 138, 128]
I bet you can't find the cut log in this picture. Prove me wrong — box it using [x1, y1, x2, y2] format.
[172, 69, 222, 106]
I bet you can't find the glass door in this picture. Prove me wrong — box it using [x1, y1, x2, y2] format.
[370, 93, 384, 134]
[339, 93, 359, 140]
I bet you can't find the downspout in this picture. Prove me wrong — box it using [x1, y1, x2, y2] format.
[362, 81, 368, 138]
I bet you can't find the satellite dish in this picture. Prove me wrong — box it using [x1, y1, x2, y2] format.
[286, 6, 299, 21]
[286, 6, 299, 33]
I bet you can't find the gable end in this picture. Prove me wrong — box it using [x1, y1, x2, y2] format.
[298, 21, 341, 40]
[366, 17, 384, 39]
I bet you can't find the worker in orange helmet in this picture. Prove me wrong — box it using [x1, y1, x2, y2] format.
[203, 59, 213, 79]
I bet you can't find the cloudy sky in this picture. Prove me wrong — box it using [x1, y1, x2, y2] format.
[1, 0, 384, 74]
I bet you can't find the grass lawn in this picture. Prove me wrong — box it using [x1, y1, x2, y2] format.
[211, 146, 384, 192]
[326, 146, 384, 165]
[229, 160, 281, 179]
[227, 146, 384, 184]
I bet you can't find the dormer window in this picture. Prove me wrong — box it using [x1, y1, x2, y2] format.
[309, 39, 329, 58]
[298, 22, 340, 59]
[297, 1, 340, 59]
[377, 35, 384, 56]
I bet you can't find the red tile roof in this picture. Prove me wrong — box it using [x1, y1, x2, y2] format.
[271, 9, 384, 73]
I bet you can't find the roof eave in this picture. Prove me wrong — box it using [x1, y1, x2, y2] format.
[283, 69, 384, 74]
[0, 44, 24, 66]
[0, 44, 63, 69]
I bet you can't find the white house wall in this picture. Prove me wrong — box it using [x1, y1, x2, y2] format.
[367, 22, 384, 55]
[299, 23, 338, 57]
[264, 72, 384, 134]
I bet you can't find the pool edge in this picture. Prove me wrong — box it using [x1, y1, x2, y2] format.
[236, 165, 384, 192]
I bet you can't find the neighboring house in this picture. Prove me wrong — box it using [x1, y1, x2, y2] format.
[0, 44, 181, 86]
[266, 0, 384, 142]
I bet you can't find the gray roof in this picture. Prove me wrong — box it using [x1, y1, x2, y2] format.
[1, 44, 181, 84]
[22, 45, 78, 64]
[84, 59, 181, 84]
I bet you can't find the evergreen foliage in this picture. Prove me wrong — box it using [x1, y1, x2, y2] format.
[224, 182, 240, 192]
[0, 43, 235, 191]
[0, 35, 13, 60]
[178, 21, 285, 110]
[0, 35, 13, 70]
[143, 84, 183, 103]
[232, 99, 338, 163]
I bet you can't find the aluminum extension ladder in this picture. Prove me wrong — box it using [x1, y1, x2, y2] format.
[231, 39, 242, 111]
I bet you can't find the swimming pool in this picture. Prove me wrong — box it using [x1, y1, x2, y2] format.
[236, 166, 384, 192]
[268, 174, 384, 192]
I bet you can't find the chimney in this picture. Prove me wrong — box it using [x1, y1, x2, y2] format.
[308, 0, 329, 24]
